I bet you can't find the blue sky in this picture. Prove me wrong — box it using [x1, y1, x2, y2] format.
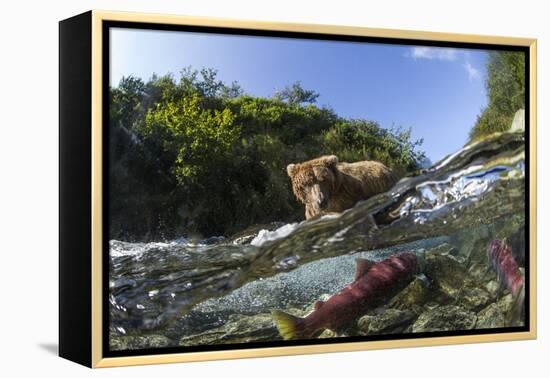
[110, 28, 490, 162]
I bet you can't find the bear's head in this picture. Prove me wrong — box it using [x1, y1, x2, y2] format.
[286, 155, 339, 219]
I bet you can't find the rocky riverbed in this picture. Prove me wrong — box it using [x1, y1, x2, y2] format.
[110, 224, 525, 350]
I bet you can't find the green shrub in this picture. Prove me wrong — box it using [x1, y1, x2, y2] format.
[469, 51, 525, 141]
[109, 68, 425, 240]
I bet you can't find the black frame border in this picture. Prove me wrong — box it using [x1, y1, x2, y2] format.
[59, 11, 93, 367]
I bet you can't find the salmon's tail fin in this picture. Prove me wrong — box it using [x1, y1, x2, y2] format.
[508, 284, 526, 327]
[271, 310, 307, 340]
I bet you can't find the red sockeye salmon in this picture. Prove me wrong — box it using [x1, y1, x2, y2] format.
[487, 239, 525, 324]
[272, 252, 422, 340]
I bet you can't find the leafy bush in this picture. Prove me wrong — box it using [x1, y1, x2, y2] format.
[109, 68, 425, 240]
[322, 120, 424, 174]
[469, 51, 525, 141]
[143, 94, 240, 182]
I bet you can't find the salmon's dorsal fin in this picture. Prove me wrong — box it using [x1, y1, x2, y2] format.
[355, 258, 375, 280]
[314, 300, 324, 311]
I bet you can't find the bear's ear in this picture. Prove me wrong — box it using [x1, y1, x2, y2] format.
[324, 155, 338, 166]
[287, 163, 297, 177]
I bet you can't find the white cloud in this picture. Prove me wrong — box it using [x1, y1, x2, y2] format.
[410, 47, 459, 61]
[408, 46, 482, 82]
[463, 61, 480, 81]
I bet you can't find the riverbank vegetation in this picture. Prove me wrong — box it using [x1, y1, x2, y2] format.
[469, 51, 526, 141]
[109, 68, 425, 240]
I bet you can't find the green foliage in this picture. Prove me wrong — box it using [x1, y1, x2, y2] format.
[274, 81, 320, 105]
[109, 69, 425, 240]
[178, 67, 244, 99]
[322, 120, 424, 173]
[110, 76, 146, 129]
[469, 51, 525, 141]
[143, 94, 240, 182]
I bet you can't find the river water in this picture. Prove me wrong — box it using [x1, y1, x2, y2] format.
[109, 131, 526, 350]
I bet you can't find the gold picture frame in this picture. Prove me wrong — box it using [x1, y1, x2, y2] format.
[59, 10, 537, 368]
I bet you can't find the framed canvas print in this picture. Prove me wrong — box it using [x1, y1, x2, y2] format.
[59, 10, 537, 368]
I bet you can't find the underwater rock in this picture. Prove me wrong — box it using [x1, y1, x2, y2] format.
[510, 109, 525, 132]
[449, 226, 491, 263]
[426, 243, 459, 259]
[389, 277, 430, 313]
[357, 309, 417, 335]
[178, 313, 280, 346]
[318, 329, 340, 338]
[109, 334, 172, 351]
[168, 309, 236, 339]
[412, 305, 477, 332]
[476, 293, 514, 329]
[424, 245, 494, 311]
[467, 239, 495, 283]
[485, 280, 501, 297]
[460, 286, 493, 311]
[425, 249, 470, 300]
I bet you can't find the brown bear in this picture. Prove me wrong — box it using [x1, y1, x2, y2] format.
[287, 155, 399, 219]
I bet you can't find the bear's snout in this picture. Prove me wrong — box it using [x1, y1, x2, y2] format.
[310, 184, 328, 211]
